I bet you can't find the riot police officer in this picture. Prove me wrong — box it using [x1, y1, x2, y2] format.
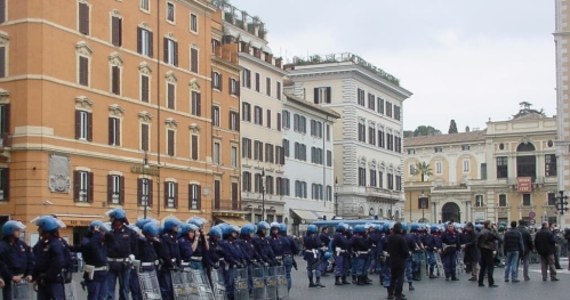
[106, 208, 138, 300]
[351, 225, 371, 286]
[187, 217, 209, 270]
[304, 224, 326, 288]
[441, 222, 461, 281]
[253, 221, 277, 266]
[332, 223, 351, 286]
[318, 227, 332, 276]
[269, 222, 285, 265]
[0, 220, 33, 300]
[220, 225, 245, 300]
[159, 217, 182, 300]
[81, 221, 112, 300]
[32, 215, 66, 300]
[279, 223, 299, 291]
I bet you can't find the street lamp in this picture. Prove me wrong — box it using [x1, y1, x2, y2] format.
[261, 169, 266, 222]
[418, 194, 429, 223]
[142, 152, 149, 219]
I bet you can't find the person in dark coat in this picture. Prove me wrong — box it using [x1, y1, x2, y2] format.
[477, 220, 500, 288]
[534, 221, 558, 281]
[386, 222, 410, 300]
[462, 222, 480, 282]
[517, 220, 533, 281]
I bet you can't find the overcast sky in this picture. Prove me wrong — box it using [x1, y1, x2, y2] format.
[229, 0, 556, 132]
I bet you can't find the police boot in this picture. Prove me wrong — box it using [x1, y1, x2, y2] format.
[335, 276, 342, 286]
[408, 282, 415, 291]
[342, 276, 351, 285]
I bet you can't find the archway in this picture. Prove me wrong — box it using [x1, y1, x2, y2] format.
[442, 202, 460, 223]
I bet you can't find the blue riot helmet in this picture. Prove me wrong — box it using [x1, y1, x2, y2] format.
[323, 251, 332, 259]
[354, 224, 366, 234]
[106, 208, 128, 223]
[228, 225, 240, 239]
[257, 221, 270, 236]
[240, 224, 257, 237]
[89, 220, 111, 233]
[410, 223, 420, 233]
[163, 217, 181, 233]
[209, 225, 223, 239]
[364, 223, 374, 230]
[34, 215, 62, 233]
[188, 217, 207, 229]
[142, 222, 160, 237]
[270, 222, 280, 230]
[383, 221, 395, 233]
[178, 223, 192, 238]
[375, 224, 384, 234]
[336, 223, 348, 233]
[135, 218, 155, 230]
[279, 223, 287, 236]
[2, 220, 26, 237]
[429, 224, 440, 234]
[307, 224, 318, 235]
[474, 224, 483, 232]
[400, 222, 409, 234]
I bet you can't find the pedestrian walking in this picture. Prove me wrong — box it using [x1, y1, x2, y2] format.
[503, 221, 523, 282]
[534, 221, 559, 282]
[477, 220, 500, 288]
[386, 222, 410, 300]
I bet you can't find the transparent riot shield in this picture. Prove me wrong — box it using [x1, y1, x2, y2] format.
[251, 267, 266, 300]
[64, 282, 77, 300]
[190, 269, 214, 300]
[233, 268, 249, 300]
[434, 252, 444, 277]
[456, 249, 466, 275]
[265, 266, 278, 300]
[172, 268, 189, 300]
[210, 268, 227, 300]
[138, 269, 162, 300]
[275, 265, 288, 299]
[11, 282, 33, 300]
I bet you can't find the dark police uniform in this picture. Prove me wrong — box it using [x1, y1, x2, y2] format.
[0, 237, 33, 300]
[33, 236, 66, 300]
[107, 224, 138, 300]
[81, 231, 110, 300]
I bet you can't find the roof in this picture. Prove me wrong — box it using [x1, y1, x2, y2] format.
[404, 130, 486, 147]
[284, 93, 341, 119]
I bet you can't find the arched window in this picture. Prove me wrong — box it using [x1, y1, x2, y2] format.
[516, 142, 536, 180]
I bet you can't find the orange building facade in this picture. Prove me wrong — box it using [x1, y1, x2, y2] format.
[0, 0, 240, 244]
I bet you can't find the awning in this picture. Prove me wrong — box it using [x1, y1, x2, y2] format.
[290, 209, 321, 222]
[215, 216, 249, 227]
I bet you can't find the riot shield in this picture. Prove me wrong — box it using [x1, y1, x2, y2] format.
[138, 269, 162, 300]
[233, 268, 249, 300]
[11, 282, 33, 300]
[64, 282, 77, 300]
[251, 267, 266, 300]
[172, 269, 189, 300]
[265, 266, 278, 300]
[210, 268, 227, 300]
[434, 252, 444, 277]
[275, 265, 288, 299]
[456, 249, 466, 275]
[190, 269, 214, 300]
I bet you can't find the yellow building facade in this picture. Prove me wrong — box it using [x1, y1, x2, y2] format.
[0, 0, 240, 244]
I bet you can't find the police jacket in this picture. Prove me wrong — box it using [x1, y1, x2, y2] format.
[252, 236, 276, 264]
[534, 228, 556, 256]
[477, 228, 499, 251]
[269, 234, 285, 257]
[303, 234, 323, 260]
[32, 236, 66, 284]
[136, 237, 159, 263]
[282, 235, 299, 255]
[351, 235, 370, 255]
[220, 239, 245, 267]
[386, 233, 409, 269]
[237, 238, 263, 264]
[206, 239, 224, 268]
[503, 229, 523, 253]
[81, 232, 109, 281]
[178, 236, 194, 261]
[0, 238, 34, 279]
[440, 230, 461, 254]
[332, 233, 350, 253]
[160, 232, 181, 269]
[318, 232, 331, 247]
[108, 224, 138, 259]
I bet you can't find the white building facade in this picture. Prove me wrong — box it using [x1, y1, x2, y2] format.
[282, 90, 340, 234]
[286, 54, 412, 219]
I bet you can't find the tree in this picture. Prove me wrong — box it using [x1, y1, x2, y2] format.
[412, 161, 433, 182]
[448, 119, 458, 134]
[412, 125, 441, 137]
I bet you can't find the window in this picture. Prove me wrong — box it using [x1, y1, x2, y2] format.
[229, 78, 239, 96]
[78, 56, 89, 86]
[277, 113, 281, 131]
[275, 146, 284, 165]
[326, 125, 330, 141]
[111, 16, 122, 47]
[75, 110, 92, 141]
[164, 38, 178, 66]
[254, 106, 263, 125]
[213, 141, 220, 165]
[463, 160, 470, 172]
[166, 2, 175, 22]
[212, 72, 222, 90]
[167, 129, 175, 156]
[358, 167, 366, 186]
[314, 87, 331, 104]
[386, 101, 393, 117]
[111, 65, 121, 95]
[295, 181, 307, 198]
[242, 172, 251, 192]
[141, 123, 149, 151]
[241, 102, 251, 122]
[294, 142, 306, 161]
[137, 28, 153, 57]
[480, 163, 487, 180]
[435, 161, 442, 174]
[254, 173, 263, 193]
[394, 105, 401, 121]
[191, 134, 198, 160]
[378, 171, 383, 188]
[394, 136, 402, 153]
[255, 73, 260, 92]
[167, 83, 175, 109]
[387, 173, 394, 190]
[276, 82, 282, 100]
[386, 133, 393, 150]
[242, 138, 252, 159]
[368, 93, 375, 110]
[107, 174, 124, 205]
[265, 176, 274, 194]
[498, 194, 507, 207]
[282, 110, 290, 129]
[229, 111, 239, 131]
[231, 146, 238, 168]
[281, 178, 290, 196]
[78, 2, 90, 35]
[378, 129, 385, 148]
[475, 195, 484, 207]
[165, 181, 178, 209]
[462, 145, 471, 151]
[0, 104, 9, 137]
[293, 114, 306, 133]
[358, 120, 366, 142]
[311, 184, 323, 200]
[548, 192, 556, 206]
[265, 144, 274, 163]
[327, 150, 332, 167]
[283, 139, 290, 157]
[370, 170, 377, 187]
[0, 0, 5, 24]
[73, 170, 92, 203]
[311, 147, 323, 165]
[140, 74, 150, 102]
[140, 0, 150, 11]
[254, 140, 263, 161]
[108, 117, 120, 146]
[212, 106, 220, 127]
[357, 88, 365, 106]
[190, 48, 199, 73]
[326, 186, 332, 201]
[266, 110, 272, 128]
[138, 178, 153, 206]
[266, 77, 271, 96]
[231, 182, 239, 210]
[311, 120, 323, 138]
[395, 175, 402, 191]
[242, 68, 251, 88]
[0, 46, 5, 78]
[434, 146, 443, 153]
[191, 91, 201, 116]
[545, 154, 557, 177]
[378, 97, 384, 114]
[496, 156, 508, 179]
[522, 193, 531, 206]
[368, 126, 376, 145]
[190, 13, 198, 32]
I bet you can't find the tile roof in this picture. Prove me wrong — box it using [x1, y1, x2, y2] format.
[404, 130, 486, 147]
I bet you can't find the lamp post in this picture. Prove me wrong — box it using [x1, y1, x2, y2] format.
[261, 169, 266, 222]
[334, 177, 338, 218]
[142, 152, 149, 219]
[419, 194, 428, 223]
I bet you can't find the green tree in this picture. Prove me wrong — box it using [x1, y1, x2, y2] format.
[413, 125, 441, 137]
[448, 119, 458, 134]
[412, 161, 433, 182]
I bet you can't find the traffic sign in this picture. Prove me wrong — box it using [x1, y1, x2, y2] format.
[528, 211, 536, 219]
[529, 219, 536, 225]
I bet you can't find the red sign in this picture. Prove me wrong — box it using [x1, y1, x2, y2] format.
[517, 177, 532, 193]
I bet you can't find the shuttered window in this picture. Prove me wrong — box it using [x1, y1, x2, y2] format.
[108, 117, 120, 146]
[111, 16, 122, 47]
[73, 170, 92, 203]
[78, 2, 90, 35]
[0, 47, 6, 78]
[163, 38, 178, 66]
[111, 66, 120, 95]
[137, 178, 153, 206]
[107, 175, 124, 205]
[0, 0, 6, 24]
[0, 104, 10, 136]
[0, 168, 9, 201]
[231, 182, 239, 210]
[214, 180, 221, 210]
[189, 183, 201, 210]
[190, 48, 198, 73]
[191, 135, 198, 160]
[137, 28, 153, 57]
[167, 83, 175, 109]
[140, 74, 149, 102]
[75, 110, 92, 141]
[167, 129, 175, 156]
[78, 56, 89, 86]
[191, 91, 201, 116]
[164, 181, 178, 209]
[141, 123, 149, 151]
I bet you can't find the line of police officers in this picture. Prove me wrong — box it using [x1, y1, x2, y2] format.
[0, 208, 302, 300]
